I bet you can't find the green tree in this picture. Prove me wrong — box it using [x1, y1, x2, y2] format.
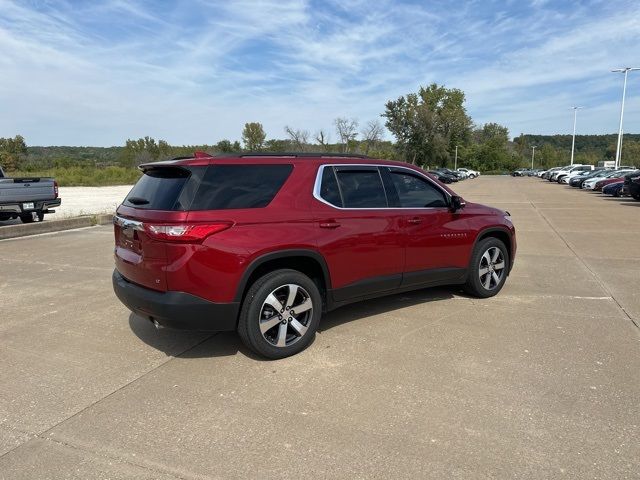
[215, 140, 235, 153]
[0, 135, 28, 171]
[382, 83, 472, 166]
[242, 122, 266, 151]
[119, 136, 164, 167]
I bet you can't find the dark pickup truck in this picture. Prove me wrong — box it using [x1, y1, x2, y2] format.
[0, 165, 61, 223]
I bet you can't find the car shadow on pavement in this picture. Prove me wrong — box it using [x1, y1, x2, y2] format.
[600, 197, 640, 206]
[128, 287, 458, 360]
[128, 313, 248, 359]
[318, 287, 457, 333]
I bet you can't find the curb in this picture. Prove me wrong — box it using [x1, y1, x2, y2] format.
[0, 214, 113, 240]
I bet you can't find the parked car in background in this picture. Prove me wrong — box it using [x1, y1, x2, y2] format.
[594, 173, 630, 191]
[624, 170, 640, 200]
[602, 181, 626, 197]
[428, 170, 458, 184]
[570, 169, 610, 188]
[556, 165, 594, 183]
[0, 165, 60, 223]
[541, 167, 563, 180]
[436, 168, 465, 180]
[583, 170, 633, 190]
[112, 153, 516, 358]
[550, 165, 587, 182]
[456, 168, 480, 178]
[511, 168, 530, 177]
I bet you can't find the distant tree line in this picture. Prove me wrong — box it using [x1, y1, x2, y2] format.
[3, 83, 640, 174]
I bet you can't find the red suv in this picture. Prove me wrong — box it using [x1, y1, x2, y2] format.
[113, 153, 516, 358]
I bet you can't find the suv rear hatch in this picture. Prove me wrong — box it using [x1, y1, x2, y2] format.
[114, 164, 206, 291]
[114, 159, 294, 293]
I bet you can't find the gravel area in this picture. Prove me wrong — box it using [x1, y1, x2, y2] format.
[50, 185, 133, 220]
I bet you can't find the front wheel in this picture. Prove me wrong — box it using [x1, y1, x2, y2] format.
[237, 269, 322, 359]
[464, 237, 509, 298]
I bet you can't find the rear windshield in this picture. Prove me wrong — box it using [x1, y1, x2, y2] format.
[190, 164, 293, 210]
[123, 167, 191, 210]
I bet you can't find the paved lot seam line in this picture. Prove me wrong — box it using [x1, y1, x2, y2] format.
[530, 201, 639, 330]
[0, 334, 215, 462]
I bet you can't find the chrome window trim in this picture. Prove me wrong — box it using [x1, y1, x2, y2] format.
[312, 164, 452, 211]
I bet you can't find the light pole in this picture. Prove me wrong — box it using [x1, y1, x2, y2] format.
[612, 67, 640, 168]
[570, 106, 583, 165]
[531, 145, 537, 170]
[454, 145, 459, 170]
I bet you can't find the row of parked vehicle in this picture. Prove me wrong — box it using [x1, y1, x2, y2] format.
[512, 165, 640, 200]
[426, 167, 481, 184]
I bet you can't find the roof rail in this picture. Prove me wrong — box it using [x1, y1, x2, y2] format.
[215, 151, 371, 159]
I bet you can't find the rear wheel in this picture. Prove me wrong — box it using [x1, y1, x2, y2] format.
[37, 211, 45, 221]
[464, 237, 509, 298]
[238, 269, 322, 359]
[19, 213, 34, 223]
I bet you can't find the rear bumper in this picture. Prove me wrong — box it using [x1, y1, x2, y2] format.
[112, 269, 239, 331]
[0, 198, 61, 214]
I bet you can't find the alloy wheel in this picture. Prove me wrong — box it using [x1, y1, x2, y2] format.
[478, 247, 506, 290]
[259, 284, 314, 348]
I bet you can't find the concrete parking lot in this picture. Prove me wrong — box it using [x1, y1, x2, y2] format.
[0, 176, 638, 479]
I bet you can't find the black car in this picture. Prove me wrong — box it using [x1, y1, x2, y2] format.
[428, 170, 457, 184]
[569, 168, 607, 188]
[436, 168, 464, 180]
[623, 170, 640, 200]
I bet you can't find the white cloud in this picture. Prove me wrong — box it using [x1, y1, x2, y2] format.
[0, 0, 639, 145]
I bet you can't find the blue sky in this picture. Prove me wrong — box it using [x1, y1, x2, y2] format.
[1, 0, 639, 146]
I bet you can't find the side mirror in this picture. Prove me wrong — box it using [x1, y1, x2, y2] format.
[450, 195, 466, 212]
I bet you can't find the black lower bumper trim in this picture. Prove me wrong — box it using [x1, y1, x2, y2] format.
[112, 270, 239, 331]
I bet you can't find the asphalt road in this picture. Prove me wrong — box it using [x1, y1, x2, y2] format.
[1, 176, 638, 479]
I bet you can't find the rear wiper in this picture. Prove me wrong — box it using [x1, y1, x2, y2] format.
[127, 196, 149, 205]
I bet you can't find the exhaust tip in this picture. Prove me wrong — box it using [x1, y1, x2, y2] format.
[151, 318, 164, 330]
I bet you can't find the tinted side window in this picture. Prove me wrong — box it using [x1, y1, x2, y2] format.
[124, 167, 190, 210]
[389, 170, 447, 208]
[335, 169, 387, 208]
[191, 164, 293, 210]
[319, 167, 343, 207]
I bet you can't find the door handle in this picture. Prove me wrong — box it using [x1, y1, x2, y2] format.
[320, 221, 341, 229]
[407, 217, 422, 225]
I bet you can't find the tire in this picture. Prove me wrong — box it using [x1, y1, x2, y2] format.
[237, 269, 322, 359]
[632, 193, 640, 201]
[469, 174, 476, 179]
[19, 213, 34, 224]
[36, 211, 45, 222]
[464, 237, 510, 298]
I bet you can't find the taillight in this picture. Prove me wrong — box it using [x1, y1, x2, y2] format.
[144, 222, 233, 243]
[54, 181, 59, 198]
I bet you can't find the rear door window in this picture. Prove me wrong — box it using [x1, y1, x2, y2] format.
[334, 168, 388, 208]
[318, 167, 343, 207]
[191, 164, 293, 210]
